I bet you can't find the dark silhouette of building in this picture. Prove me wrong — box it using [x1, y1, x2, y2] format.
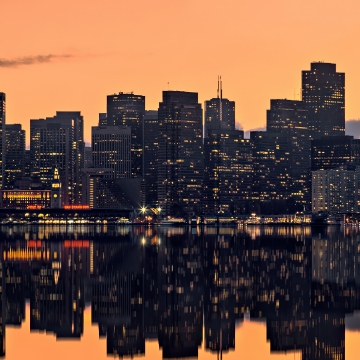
[4, 124, 25, 189]
[143, 110, 159, 206]
[267, 99, 311, 208]
[157, 91, 203, 216]
[106, 92, 145, 178]
[204, 130, 252, 215]
[0, 93, 5, 190]
[250, 131, 293, 213]
[30, 112, 84, 205]
[302, 62, 345, 138]
[311, 135, 353, 171]
[204, 77, 235, 137]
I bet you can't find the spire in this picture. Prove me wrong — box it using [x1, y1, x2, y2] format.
[217, 76, 220, 98]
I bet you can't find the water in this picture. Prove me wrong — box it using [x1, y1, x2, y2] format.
[1, 225, 360, 360]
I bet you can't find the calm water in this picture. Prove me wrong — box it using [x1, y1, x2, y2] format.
[1, 225, 360, 360]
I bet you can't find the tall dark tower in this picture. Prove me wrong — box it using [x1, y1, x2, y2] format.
[157, 91, 203, 216]
[302, 62, 345, 138]
[4, 124, 26, 189]
[267, 99, 311, 208]
[204, 77, 235, 137]
[0, 93, 5, 190]
[106, 92, 145, 178]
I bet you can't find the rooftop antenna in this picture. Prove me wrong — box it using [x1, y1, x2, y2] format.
[220, 75, 223, 100]
[167, 82, 169, 90]
[217, 76, 220, 98]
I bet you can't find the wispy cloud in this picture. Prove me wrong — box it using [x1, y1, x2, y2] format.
[0, 54, 73, 67]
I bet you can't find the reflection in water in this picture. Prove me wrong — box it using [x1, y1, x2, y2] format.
[0, 225, 359, 358]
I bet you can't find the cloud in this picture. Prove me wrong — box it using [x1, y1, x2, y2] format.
[0, 54, 73, 67]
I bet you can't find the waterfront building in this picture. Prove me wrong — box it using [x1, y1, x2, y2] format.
[204, 129, 252, 215]
[4, 124, 25, 189]
[30, 111, 84, 205]
[1, 190, 51, 209]
[91, 126, 131, 179]
[0, 93, 5, 190]
[143, 110, 159, 206]
[106, 92, 145, 178]
[311, 136, 353, 171]
[311, 164, 360, 214]
[250, 131, 292, 213]
[204, 77, 235, 137]
[157, 91, 203, 216]
[267, 99, 311, 208]
[302, 62, 345, 138]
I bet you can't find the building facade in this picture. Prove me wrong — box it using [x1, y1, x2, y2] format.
[106, 93, 145, 178]
[267, 99, 311, 208]
[312, 165, 360, 214]
[4, 124, 25, 189]
[302, 62, 345, 138]
[157, 91, 203, 216]
[91, 126, 131, 179]
[0, 93, 5, 190]
[204, 78, 235, 137]
[30, 112, 84, 205]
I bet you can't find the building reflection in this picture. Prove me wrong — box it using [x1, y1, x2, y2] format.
[0, 225, 360, 358]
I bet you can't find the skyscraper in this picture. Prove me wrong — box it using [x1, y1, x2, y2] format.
[204, 129, 253, 215]
[30, 111, 84, 205]
[204, 77, 235, 137]
[143, 110, 159, 206]
[106, 92, 145, 178]
[4, 124, 26, 189]
[157, 91, 203, 216]
[0, 93, 5, 190]
[302, 62, 345, 138]
[91, 126, 131, 178]
[267, 99, 311, 207]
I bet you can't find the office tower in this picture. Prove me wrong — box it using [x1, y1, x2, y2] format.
[4, 124, 25, 189]
[312, 164, 360, 213]
[92, 126, 131, 178]
[204, 77, 235, 137]
[157, 91, 203, 216]
[302, 62, 345, 138]
[250, 131, 292, 213]
[106, 92, 145, 178]
[311, 136, 353, 171]
[84, 146, 92, 168]
[30, 111, 84, 205]
[0, 93, 5, 190]
[143, 110, 159, 206]
[204, 129, 253, 215]
[98, 113, 107, 126]
[267, 99, 311, 207]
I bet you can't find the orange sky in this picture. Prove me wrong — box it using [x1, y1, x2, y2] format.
[2, 0, 360, 144]
[5, 306, 360, 360]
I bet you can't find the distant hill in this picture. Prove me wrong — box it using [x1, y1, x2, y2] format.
[346, 120, 360, 139]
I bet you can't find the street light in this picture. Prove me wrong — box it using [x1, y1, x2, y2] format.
[140, 206, 146, 214]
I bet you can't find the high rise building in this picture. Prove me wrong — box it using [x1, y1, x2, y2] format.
[143, 110, 159, 206]
[312, 164, 360, 214]
[250, 131, 292, 213]
[302, 62, 345, 138]
[106, 92, 145, 178]
[311, 136, 353, 171]
[4, 124, 25, 189]
[92, 126, 131, 178]
[204, 129, 253, 215]
[30, 111, 84, 205]
[204, 77, 235, 137]
[157, 91, 203, 216]
[0, 93, 5, 190]
[267, 99, 311, 208]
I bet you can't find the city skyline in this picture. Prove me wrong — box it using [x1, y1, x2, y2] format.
[2, 0, 360, 144]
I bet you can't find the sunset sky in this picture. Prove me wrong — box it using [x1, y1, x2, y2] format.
[2, 0, 360, 144]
